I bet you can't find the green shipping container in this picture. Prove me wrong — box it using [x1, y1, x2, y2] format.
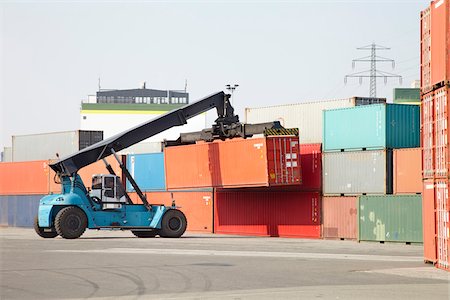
[358, 195, 423, 243]
[323, 104, 420, 151]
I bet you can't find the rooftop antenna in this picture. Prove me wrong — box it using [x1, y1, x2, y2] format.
[344, 43, 402, 98]
[184, 79, 188, 93]
[98, 78, 101, 91]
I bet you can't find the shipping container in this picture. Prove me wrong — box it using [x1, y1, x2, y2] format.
[12, 130, 103, 162]
[165, 136, 301, 189]
[245, 97, 385, 144]
[0, 161, 51, 195]
[214, 189, 321, 238]
[393, 148, 422, 194]
[323, 104, 420, 151]
[422, 180, 437, 263]
[422, 91, 434, 179]
[434, 86, 450, 178]
[358, 195, 423, 243]
[126, 153, 165, 192]
[421, 5, 432, 92]
[129, 190, 214, 233]
[322, 196, 358, 240]
[435, 179, 450, 271]
[2, 147, 12, 162]
[0, 195, 43, 227]
[298, 143, 322, 191]
[323, 150, 393, 195]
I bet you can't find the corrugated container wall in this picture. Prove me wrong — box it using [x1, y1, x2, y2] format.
[433, 86, 450, 178]
[422, 180, 437, 263]
[126, 153, 165, 192]
[421, 5, 432, 92]
[0, 161, 51, 195]
[165, 137, 301, 189]
[323, 104, 420, 151]
[12, 130, 103, 162]
[422, 92, 434, 179]
[214, 189, 321, 238]
[393, 148, 422, 194]
[323, 150, 392, 195]
[435, 179, 450, 271]
[358, 195, 423, 243]
[298, 143, 322, 191]
[0, 195, 44, 227]
[245, 97, 385, 144]
[322, 196, 358, 240]
[129, 190, 214, 233]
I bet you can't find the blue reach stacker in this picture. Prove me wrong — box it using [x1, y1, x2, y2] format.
[34, 91, 282, 239]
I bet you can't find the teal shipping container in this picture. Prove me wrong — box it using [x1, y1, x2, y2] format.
[358, 195, 423, 243]
[126, 153, 166, 192]
[323, 104, 420, 151]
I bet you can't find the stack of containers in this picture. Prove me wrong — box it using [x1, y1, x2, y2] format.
[0, 156, 122, 227]
[322, 104, 422, 243]
[420, 0, 450, 270]
[163, 135, 323, 238]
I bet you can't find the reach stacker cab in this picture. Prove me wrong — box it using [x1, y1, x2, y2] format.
[34, 91, 283, 239]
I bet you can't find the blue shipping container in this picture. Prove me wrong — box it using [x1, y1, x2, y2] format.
[0, 195, 43, 227]
[126, 153, 166, 191]
[323, 104, 420, 151]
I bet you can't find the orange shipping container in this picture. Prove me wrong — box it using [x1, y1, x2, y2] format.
[165, 137, 301, 189]
[322, 196, 358, 240]
[393, 148, 422, 194]
[422, 180, 437, 264]
[0, 161, 51, 195]
[129, 190, 213, 233]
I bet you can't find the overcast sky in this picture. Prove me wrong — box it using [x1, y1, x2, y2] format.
[0, 0, 428, 151]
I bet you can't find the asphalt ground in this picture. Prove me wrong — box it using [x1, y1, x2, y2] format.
[1, 228, 449, 299]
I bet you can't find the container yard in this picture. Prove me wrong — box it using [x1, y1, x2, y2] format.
[1, 1, 449, 299]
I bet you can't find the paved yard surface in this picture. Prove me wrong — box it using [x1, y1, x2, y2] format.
[1, 228, 449, 299]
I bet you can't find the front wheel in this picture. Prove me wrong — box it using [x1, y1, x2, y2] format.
[34, 216, 58, 238]
[55, 207, 88, 239]
[159, 209, 187, 238]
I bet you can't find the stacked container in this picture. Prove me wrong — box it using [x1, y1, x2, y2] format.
[322, 104, 421, 242]
[420, 0, 450, 271]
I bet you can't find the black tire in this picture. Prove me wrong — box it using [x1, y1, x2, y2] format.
[132, 230, 159, 238]
[159, 209, 187, 238]
[34, 216, 58, 238]
[55, 206, 88, 239]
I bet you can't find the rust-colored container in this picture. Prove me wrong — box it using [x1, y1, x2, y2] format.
[393, 148, 422, 194]
[214, 189, 321, 238]
[422, 91, 434, 179]
[0, 161, 51, 195]
[322, 196, 358, 240]
[421, 0, 450, 92]
[435, 179, 450, 271]
[423, 180, 437, 263]
[299, 143, 322, 191]
[433, 87, 450, 178]
[165, 137, 301, 189]
[129, 190, 214, 233]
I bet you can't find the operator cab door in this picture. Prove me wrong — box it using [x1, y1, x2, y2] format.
[90, 175, 126, 210]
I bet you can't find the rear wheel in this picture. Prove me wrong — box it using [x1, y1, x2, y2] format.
[55, 207, 87, 239]
[159, 209, 187, 238]
[132, 230, 159, 238]
[34, 216, 58, 238]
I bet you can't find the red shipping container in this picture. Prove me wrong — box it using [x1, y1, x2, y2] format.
[393, 148, 422, 194]
[422, 91, 434, 179]
[214, 189, 321, 238]
[434, 87, 450, 178]
[129, 190, 214, 233]
[435, 179, 450, 271]
[0, 161, 51, 195]
[423, 180, 437, 264]
[298, 143, 322, 191]
[165, 136, 301, 189]
[421, 0, 450, 92]
[322, 196, 358, 240]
